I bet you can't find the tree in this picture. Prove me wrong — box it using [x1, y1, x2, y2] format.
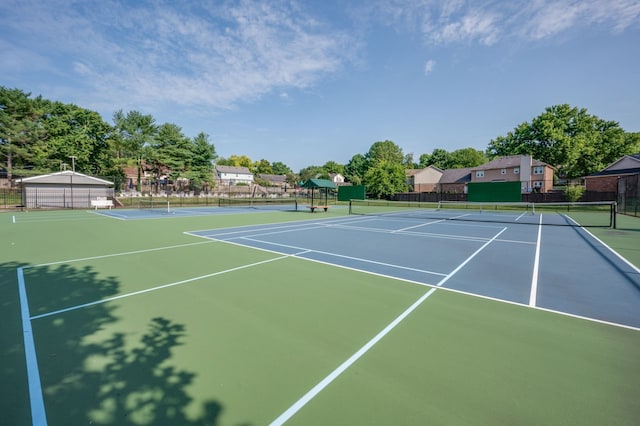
[487, 104, 637, 178]
[41, 101, 114, 175]
[0, 87, 46, 179]
[113, 110, 157, 191]
[420, 148, 451, 169]
[448, 148, 487, 168]
[322, 160, 345, 175]
[345, 153, 367, 184]
[403, 153, 417, 168]
[188, 132, 216, 192]
[217, 155, 252, 168]
[271, 161, 292, 175]
[253, 159, 273, 174]
[365, 140, 404, 166]
[363, 161, 408, 199]
[299, 165, 325, 182]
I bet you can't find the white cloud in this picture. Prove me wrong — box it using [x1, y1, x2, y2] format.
[370, 0, 640, 45]
[424, 59, 436, 75]
[0, 0, 355, 112]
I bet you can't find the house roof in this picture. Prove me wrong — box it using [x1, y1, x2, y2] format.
[301, 178, 337, 189]
[439, 168, 472, 184]
[216, 165, 252, 174]
[472, 155, 548, 170]
[257, 173, 286, 183]
[406, 166, 443, 177]
[586, 167, 640, 178]
[20, 171, 113, 186]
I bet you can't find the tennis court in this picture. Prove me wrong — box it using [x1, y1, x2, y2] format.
[2, 204, 639, 425]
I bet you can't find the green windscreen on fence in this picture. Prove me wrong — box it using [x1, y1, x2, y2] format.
[467, 181, 521, 202]
[338, 185, 366, 201]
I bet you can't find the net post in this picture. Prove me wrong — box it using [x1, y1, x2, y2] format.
[612, 202, 617, 229]
[348, 200, 353, 215]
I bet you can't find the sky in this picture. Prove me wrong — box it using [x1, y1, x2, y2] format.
[2, 0, 639, 172]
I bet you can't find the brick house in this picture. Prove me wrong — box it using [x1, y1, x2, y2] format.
[584, 154, 640, 192]
[406, 166, 443, 192]
[437, 167, 472, 193]
[469, 155, 554, 193]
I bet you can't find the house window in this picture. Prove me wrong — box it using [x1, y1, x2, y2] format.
[533, 181, 543, 189]
[476, 170, 484, 178]
[514, 167, 520, 174]
[533, 166, 544, 175]
[501, 169, 506, 175]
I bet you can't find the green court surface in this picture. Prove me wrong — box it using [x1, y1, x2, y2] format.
[1, 209, 639, 425]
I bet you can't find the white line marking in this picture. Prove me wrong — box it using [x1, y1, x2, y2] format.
[17, 268, 48, 425]
[529, 214, 543, 306]
[240, 237, 449, 277]
[26, 240, 215, 269]
[269, 227, 507, 425]
[30, 254, 300, 320]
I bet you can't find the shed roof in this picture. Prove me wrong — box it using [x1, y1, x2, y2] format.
[301, 178, 337, 189]
[20, 171, 113, 186]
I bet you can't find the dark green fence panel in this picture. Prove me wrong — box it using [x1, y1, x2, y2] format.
[338, 185, 366, 201]
[467, 181, 521, 202]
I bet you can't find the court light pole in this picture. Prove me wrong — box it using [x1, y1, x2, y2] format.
[69, 156, 77, 209]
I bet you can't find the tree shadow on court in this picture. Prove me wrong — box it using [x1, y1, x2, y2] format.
[6, 262, 236, 425]
[0, 261, 33, 425]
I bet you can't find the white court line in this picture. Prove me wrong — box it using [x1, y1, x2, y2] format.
[240, 236, 449, 277]
[269, 226, 507, 426]
[29, 253, 303, 320]
[318, 222, 492, 243]
[17, 268, 48, 426]
[529, 214, 543, 306]
[25, 240, 216, 269]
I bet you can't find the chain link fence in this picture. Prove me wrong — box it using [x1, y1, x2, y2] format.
[618, 174, 640, 217]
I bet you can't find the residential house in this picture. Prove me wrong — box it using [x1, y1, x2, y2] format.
[216, 165, 254, 185]
[584, 153, 640, 193]
[406, 166, 443, 192]
[329, 173, 345, 185]
[470, 155, 554, 193]
[437, 167, 472, 194]
[256, 173, 287, 188]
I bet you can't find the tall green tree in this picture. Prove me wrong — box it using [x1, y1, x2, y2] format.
[419, 148, 450, 169]
[0, 87, 46, 178]
[363, 161, 408, 199]
[253, 159, 274, 174]
[271, 161, 292, 175]
[448, 148, 487, 168]
[152, 123, 192, 176]
[344, 153, 367, 185]
[113, 110, 157, 190]
[217, 155, 253, 168]
[366, 140, 404, 166]
[487, 104, 637, 178]
[41, 101, 114, 175]
[188, 132, 216, 192]
[299, 165, 326, 182]
[322, 160, 344, 175]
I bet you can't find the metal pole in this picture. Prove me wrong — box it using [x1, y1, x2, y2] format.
[69, 156, 76, 209]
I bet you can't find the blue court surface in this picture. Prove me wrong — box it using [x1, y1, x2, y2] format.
[187, 214, 640, 329]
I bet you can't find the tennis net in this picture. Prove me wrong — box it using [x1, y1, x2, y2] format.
[218, 197, 298, 211]
[137, 198, 171, 213]
[348, 199, 616, 228]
